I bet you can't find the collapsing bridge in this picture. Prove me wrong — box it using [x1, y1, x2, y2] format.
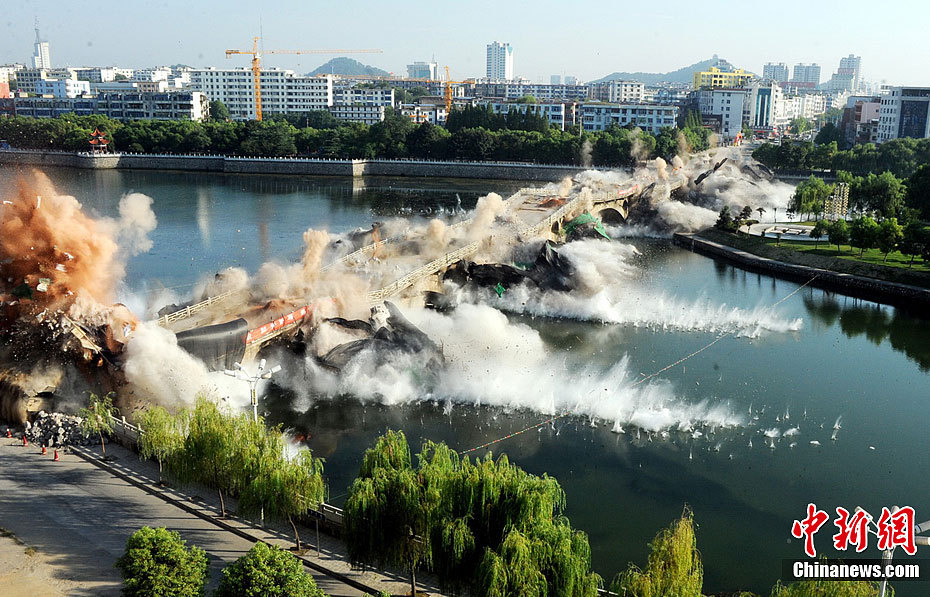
[154, 174, 687, 368]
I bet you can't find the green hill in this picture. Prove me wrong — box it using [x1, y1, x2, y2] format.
[308, 57, 389, 77]
[591, 56, 751, 85]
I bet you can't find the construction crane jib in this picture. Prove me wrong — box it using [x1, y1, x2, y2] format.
[443, 65, 466, 113]
[224, 37, 382, 121]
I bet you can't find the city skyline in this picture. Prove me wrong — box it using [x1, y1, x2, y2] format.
[2, 0, 927, 86]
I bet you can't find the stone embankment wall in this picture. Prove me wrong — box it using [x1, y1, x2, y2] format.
[675, 232, 930, 307]
[0, 150, 587, 182]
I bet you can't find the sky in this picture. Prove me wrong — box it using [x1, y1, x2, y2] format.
[3, 0, 928, 86]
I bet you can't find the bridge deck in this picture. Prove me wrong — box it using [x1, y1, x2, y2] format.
[154, 175, 684, 352]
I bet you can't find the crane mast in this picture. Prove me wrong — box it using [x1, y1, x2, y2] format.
[225, 37, 382, 121]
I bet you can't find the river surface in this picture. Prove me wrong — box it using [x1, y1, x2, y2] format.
[3, 165, 929, 595]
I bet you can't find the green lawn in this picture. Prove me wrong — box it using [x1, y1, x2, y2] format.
[761, 237, 930, 272]
[698, 228, 930, 289]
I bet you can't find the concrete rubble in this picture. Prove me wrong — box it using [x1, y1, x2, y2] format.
[24, 411, 99, 447]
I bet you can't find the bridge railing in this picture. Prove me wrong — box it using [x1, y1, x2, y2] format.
[366, 238, 484, 302]
[156, 289, 238, 327]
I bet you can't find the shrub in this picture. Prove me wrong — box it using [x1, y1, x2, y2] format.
[114, 526, 207, 597]
[215, 542, 323, 597]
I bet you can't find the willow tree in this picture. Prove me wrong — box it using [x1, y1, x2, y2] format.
[344, 431, 601, 597]
[238, 422, 325, 551]
[171, 396, 239, 517]
[343, 430, 435, 597]
[610, 508, 703, 597]
[137, 405, 186, 484]
[79, 393, 118, 458]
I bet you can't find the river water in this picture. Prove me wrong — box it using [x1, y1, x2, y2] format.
[3, 165, 929, 595]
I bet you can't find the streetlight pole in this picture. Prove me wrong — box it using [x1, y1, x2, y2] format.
[224, 359, 281, 529]
[224, 359, 282, 423]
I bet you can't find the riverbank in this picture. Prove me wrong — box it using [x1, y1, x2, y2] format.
[674, 229, 930, 307]
[0, 149, 589, 182]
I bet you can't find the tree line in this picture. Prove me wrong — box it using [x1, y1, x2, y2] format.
[752, 135, 930, 180]
[137, 396, 325, 550]
[0, 109, 712, 166]
[129, 402, 893, 597]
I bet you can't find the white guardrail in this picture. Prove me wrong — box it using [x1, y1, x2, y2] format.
[156, 289, 238, 327]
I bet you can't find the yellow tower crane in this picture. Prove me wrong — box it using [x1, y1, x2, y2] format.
[444, 66, 467, 113]
[225, 37, 382, 121]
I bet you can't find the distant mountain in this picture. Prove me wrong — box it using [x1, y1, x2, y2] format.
[591, 56, 747, 85]
[308, 57, 389, 77]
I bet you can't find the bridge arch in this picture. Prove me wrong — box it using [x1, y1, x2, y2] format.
[596, 207, 626, 225]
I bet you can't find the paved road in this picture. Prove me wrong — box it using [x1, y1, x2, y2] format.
[0, 436, 365, 596]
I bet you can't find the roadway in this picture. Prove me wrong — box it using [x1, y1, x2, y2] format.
[0, 434, 423, 596]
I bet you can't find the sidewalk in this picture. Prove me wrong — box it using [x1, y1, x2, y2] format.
[0, 431, 445, 596]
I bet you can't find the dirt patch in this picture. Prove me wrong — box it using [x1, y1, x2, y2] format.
[0, 531, 87, 597]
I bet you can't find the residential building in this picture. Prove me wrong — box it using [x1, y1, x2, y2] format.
[791, 63, 821, 88]
[841, 96, 881, 145]
[73, 67, 135, 83]
[14, 68, 78, 94]
[587, 80, 645, 103]
[469, 81, 587, 101]
[132, 68, 172, 82]
[505, 82, 587, 101]
[580, 102, 678, 133]
[91, 81, 168, 94]
[0, 64, 25, 85]
[406, 61, 439, 80]
[32, 24, 51, 69]
[189, 68, 334, 119]
[34, 78, 91, 98]
[399, 104, 447, 126]
[606, 80, 645, 103]
[486, 41, 514, 81]
[482, 100, 576, 130]
[710, 88, 747, 140]
[823, 55, 861, 93]
[334, 87, 394, 107]
[838, 55, 861, 89]
[762, 62, 789, 83]
[328, 104, 385, 125]
[693, 67, 754, 89]
[0, 91, 208, 121]
[877, 86, 930, 142]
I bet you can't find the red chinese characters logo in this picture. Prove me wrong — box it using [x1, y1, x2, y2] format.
[792, 504, 917, 557]
[792, 503, 830, 557]
[833, 507, 871, 553]
[877, 506, 916, 555]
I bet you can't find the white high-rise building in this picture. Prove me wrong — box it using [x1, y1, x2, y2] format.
[32, 23, 51, 69]
[877, 86, 930, 142]
[606, 80, 645, 103]
[407, 61, 439, 80]
[486, 41, 513, 81]
[762, 62, 789, 83]
[747, 81, 789, 131]
[791, 64, 821, 86]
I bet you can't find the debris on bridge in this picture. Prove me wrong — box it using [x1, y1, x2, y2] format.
[1, 147, 797, 425]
